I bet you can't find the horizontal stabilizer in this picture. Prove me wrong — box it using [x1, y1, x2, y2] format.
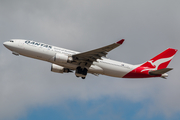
[149, 68, 173, 75]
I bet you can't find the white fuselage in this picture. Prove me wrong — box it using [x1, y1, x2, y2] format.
[3, 39, 136, 78]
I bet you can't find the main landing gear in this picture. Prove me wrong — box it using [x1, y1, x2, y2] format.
[75, 66, 88, 79]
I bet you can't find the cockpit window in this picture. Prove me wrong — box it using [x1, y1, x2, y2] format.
[10, 40, 14, 42]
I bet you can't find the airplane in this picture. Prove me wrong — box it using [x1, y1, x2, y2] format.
[3, 39, 178, 79]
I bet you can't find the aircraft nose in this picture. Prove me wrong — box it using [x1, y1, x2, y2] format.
[3, 41, 11, 48]
[3, 42, 7, 46]
[3, 42, 8, 47]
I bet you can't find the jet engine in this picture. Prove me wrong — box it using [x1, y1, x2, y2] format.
[54, 53, 72, 63]
[51, 64, 72, 73]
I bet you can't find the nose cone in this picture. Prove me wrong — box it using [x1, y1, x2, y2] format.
[3, 41, 11, 49]
[3, 42, 8, 47]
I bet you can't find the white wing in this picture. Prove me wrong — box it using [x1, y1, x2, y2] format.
[71, 39, 125, 67]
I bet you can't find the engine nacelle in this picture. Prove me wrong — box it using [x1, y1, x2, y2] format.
[54, 53, 72, 63]
[51, 64, 71, 73]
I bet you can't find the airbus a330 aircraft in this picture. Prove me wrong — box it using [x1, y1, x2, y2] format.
[3, 39, 177, 79]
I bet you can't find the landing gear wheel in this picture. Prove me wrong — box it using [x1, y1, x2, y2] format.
[75, 66, 88, 79]
[76, 66, 82, 73]
[82, 68, 88, 75]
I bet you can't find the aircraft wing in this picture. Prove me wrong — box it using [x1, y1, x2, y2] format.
[72, 39, 124, 67]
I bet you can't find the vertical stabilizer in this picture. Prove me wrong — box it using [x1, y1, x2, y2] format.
[141, 48, 178, 70]
[123, 48, 177, 78]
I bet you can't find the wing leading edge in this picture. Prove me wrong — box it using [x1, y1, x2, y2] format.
[72, 39, 125, 67]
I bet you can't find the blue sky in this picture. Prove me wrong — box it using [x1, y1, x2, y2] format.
[0, 0, 180, 120]
[18, 99, 148, 120]
[18, 98, 177, 120]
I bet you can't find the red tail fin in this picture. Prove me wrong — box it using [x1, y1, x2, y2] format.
[141, 48, 178, 70]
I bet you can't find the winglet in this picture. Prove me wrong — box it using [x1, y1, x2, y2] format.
[116, 39, 125, 44]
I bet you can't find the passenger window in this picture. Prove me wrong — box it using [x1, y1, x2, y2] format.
[10, 40, 14, 42]
[41, 44, 44, 47]
[25, 41, 28, 43]
[49, 46, 52, 49]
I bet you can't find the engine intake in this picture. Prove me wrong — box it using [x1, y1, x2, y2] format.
[54, 53, 73, 63]
[54, 53, 69, 63]
[51, 64, 72, 73]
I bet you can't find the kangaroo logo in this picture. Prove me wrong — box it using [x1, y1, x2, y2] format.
[141, 56, 174, 72]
